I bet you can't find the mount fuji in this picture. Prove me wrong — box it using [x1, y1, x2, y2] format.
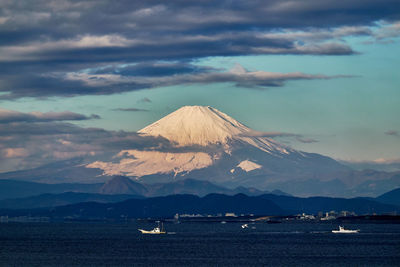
[86, 106, 355, 195]
[2, 106, 398, 197]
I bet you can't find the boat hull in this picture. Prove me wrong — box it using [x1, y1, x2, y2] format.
[332, 230, 359, 233]
[138, 229, 166, 234]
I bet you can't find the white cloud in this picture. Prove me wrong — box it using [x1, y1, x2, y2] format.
[133, 5, 166, 17]
[374, 21, 400, 40]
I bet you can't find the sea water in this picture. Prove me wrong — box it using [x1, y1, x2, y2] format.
[0, 221, 399, 266]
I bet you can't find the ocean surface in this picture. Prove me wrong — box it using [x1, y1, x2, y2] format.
[0, 221, 399, 266]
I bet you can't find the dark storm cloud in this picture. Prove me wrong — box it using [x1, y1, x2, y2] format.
[0, 72, 147, 100]
[0, 0, 398, 99]
[0, 109, 100, 123]
[2, 0, 399, 39]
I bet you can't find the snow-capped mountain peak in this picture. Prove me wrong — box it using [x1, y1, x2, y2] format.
[138, 106, 250, 146]
[138, 105, 290, 154]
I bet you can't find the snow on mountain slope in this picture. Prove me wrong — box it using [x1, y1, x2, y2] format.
[139, 106, 290, 154]
[236, 160, 262, 172]
[87, 150, 213, 177]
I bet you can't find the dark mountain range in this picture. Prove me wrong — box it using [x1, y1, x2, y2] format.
[0, 176, 285, 203]
[0, 179, 102, 200]
[376, 188, 400, 206]
[1, 192, 398, 219]
[0, 192, 142, 210]
[46, 194, 400, 218]
[146, 178, 229, 197]
[99, 176, 285, 197]
[259, 194, 399, 215]
[18, 194, 284, 218]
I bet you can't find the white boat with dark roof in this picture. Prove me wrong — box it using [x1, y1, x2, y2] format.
[138, 222, 166, 234]
[332, 226, 359, 234]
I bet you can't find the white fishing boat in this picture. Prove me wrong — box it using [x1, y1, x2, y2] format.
[332, 226, 359, 234]
[138, 222, 166, 234]
[241, 224, 249, 229]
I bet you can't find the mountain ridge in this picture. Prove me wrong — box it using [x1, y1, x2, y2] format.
[0, 177, 289, 205]
[376, 187, 400, 206]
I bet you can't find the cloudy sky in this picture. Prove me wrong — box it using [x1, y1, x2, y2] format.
[1, 0, 399, 172]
